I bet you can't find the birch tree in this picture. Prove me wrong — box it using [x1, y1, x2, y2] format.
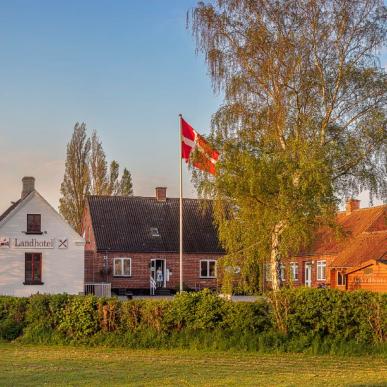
[190, 0, 387, 292]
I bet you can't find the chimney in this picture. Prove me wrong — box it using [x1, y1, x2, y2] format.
[155, 187, 167, 202]
[21, 176, 35, 199]
[345, 198, 360, 215]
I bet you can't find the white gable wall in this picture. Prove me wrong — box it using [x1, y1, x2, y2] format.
[0, 192, 85, 296]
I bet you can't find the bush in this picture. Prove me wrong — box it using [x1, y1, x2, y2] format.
[57, 295, 99, 339]
[0, 296, 28, 340]
[0, 288, 385, 353]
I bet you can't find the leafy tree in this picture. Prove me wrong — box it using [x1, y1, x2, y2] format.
[90, 131, 109, 195]
[60, 125, 134, 232]
[120, 168, 133, 196]
[190, 0, 386, 292]
[108, 160, 120, 195]
[59, 123, 91, 234]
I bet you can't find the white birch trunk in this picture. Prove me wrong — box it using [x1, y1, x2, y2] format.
[270, 221, 286, 291]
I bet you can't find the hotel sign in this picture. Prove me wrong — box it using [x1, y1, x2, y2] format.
[14, 238, 54, 249]
[0, 237, 68, 249]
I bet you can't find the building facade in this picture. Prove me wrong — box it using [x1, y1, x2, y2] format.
[83, 187, 224, 295]
[277, 200, 387, 292]
[0, 177, 85, 296]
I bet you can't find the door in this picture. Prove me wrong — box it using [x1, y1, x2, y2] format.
[304, 262, 312, 287]
[150, 259, 166, 288]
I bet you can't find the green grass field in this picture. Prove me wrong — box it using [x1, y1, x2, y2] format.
[0, 343, 386, 386]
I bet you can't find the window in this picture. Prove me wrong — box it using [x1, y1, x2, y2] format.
[113, 258, 131, 277]
[280, 264, 286, 282]
[290, 262, 299, 281]
[200, 260, 216, 278]
[150, 227, 160, 237]
[337, 271, 346, 286]
[317, 260, 326, 281]
[27, 214, 41, 234]
[264, 263, 272, 282]
[24, 253, 42, 285]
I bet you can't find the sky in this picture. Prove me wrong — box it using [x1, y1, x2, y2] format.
[0, 0, 385, 214]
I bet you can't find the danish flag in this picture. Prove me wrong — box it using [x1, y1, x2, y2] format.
[181, 117, 219, 175]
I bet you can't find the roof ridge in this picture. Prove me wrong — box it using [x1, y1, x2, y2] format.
[88, 195, 211, 201]
[337, 203, 386, 214]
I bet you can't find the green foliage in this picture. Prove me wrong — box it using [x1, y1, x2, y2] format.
[0, 289, 385, 354]
[57, 296, 99, 339]
[59, 123, 134, 233]
[120, 168, 133, 196]
[267, 288, 387, 344]
[0, 297, 28, 340]
[189, 0, 387, 291]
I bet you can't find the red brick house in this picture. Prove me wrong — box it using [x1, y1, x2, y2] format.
[281, 200, 387, 292]
[82, 187, 223, 295]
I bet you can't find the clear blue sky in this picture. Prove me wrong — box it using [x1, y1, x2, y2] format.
[0, 0, 221, 212]
[0, 1, 385, 213]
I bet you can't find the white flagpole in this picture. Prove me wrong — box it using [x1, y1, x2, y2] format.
[179, 114, 183, 293]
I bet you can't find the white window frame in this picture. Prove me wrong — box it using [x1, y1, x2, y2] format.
[317, 260, 326, 281]
[290, 262, 299, 281]
[264, 263, 272, 282]
[280, 264, 286, 282]
[200, 259, 216, 278]
[113, 257, 132, 277]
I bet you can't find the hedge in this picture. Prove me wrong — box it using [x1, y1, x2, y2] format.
[0, 288, 386, 354]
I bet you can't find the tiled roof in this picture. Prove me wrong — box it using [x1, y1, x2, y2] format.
[87, 196, 223, 253]
[305, 205, 386, 256]
[300, 204, 386, 268]
[332, 231, 387, 268]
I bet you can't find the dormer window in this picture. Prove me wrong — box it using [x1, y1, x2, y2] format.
[27, 214, 42, 234]
[150, 227, 160, 237]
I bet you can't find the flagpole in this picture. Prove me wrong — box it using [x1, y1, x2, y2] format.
[179, 114, 183, 293]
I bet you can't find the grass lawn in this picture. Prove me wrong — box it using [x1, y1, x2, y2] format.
[0, 343, 386, 386]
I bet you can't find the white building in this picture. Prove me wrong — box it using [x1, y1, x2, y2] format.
[0, 177, 85, 296]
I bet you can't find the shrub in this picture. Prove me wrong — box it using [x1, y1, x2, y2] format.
[0, 296, 28, 340]
[57, 295, 99, 339]
[0, 288, 385, 353]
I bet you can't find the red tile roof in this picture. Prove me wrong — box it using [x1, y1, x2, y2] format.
[333, 231, 387, 268]
[302, 205, 386, 268]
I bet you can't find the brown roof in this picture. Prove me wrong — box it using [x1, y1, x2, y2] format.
[333, 231, 387, 268]
[87, 196, 223, 254]
[305, 205, 386, 256]
[300, 204, 386, 268]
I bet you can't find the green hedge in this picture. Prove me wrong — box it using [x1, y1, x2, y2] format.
[0, 288, 386, 354]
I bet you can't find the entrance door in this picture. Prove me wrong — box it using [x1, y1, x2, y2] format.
[304, 262, 312, 287]
[150, 259, 166, 288]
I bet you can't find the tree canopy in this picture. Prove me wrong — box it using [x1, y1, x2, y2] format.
[189, 0, 386, 292]
[59, 123, 134, 233]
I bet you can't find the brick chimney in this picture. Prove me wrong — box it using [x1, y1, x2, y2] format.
[21, 176, 35, 199]
[345, 198, 360, 215]
[155, 187, 167, 202]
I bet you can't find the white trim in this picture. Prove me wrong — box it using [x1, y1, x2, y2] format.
[113, 257, 132, 277]
[317, 260, 326, 281]
[290, 262, 299, 281]
[150, 258, 167, 287]
[304, 262, 312, 287]
[0, 191, 84, 243]
[199, 259, 216, 279]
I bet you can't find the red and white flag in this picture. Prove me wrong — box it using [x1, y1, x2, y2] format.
[181, 117, 219, 175]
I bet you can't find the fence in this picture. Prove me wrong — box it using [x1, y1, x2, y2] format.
[84, 283, 111, 298]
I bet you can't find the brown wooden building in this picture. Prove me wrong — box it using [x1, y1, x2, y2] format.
[82, 187, 223, 295]
[280, 200, 387, 292]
